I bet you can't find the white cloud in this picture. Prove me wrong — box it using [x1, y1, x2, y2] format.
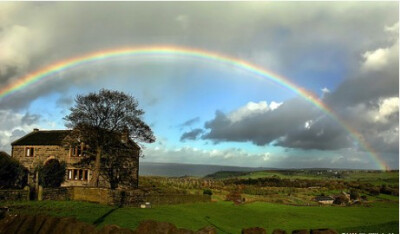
[374, 97, 399, 123]
[362, 48, 391, 71]
[304, 120, 313, 129]
[143, 146, 275, 167]
[228, 101, 282, 122]
[362, 22, 398, 72]
[321, 87, 330, 94]
[269, 101, 283, 110]
[262, 153, 270, 161]
[142, 144, 387, 169]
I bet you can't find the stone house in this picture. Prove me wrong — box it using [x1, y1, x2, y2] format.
[11, 128, 140, 188]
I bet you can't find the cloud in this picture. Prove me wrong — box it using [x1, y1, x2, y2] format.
[143, 146, 274, 167]
[142, 145, 395, 169]
[362, 22, 398, 72]
[0, 2, 398, 110]
[56, 96, 74, 108]
[202, 98, 320, 146]
[178, 117, 200, 128]
[275, 116, 351, 150]
[0, 25, 30, 78]
[373, 97, 399, 123]
[199, 43, 399, 152]
[180, 128, 204, 142]
[21, 112, 41, 125]
[0, 110, 41, 153]
[0, 2, 398, 168]
[228, 101, 282, 122]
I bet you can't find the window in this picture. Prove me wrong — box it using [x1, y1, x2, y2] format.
[74, 170, 79, 180]
[78, 169, 83, 180]
[71, 144, 85, 157]
[68, 170, 72, 180]
[25, 147, 34, 157]
[83, 170, 88, 180]
[67, 169, 89, 181]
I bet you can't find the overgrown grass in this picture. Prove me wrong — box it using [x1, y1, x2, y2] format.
[1, 200, 398, 233]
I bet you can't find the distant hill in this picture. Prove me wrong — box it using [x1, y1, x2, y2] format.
[203, 171, 250, 179]
[139, 161, 271, 177]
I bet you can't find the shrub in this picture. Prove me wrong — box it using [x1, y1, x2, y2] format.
[380, 185, 398, 196]
[225, 187, 242, 205]
[367, 187, 380, 196]
[38, 159, 66, 188]
[0, 153, 27, 189]
[203, 189, 213, 196]
[333, 195, 349, 205]
[350, 189, 360, 200]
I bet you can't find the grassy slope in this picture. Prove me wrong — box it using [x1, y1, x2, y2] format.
[236, 171, 399, 186]
[2, 200, 398, 234]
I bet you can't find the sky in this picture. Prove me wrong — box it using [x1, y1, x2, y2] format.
[0, 2, 398, 169]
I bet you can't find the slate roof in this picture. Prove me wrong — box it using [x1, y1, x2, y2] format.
[11, 130, 71, 146]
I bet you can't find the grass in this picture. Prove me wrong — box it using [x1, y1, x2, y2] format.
[1, 200, 398, 234]
[237, 170, 399, 186]
[343, 171, 399, 186]
[238, 171, 321, 180]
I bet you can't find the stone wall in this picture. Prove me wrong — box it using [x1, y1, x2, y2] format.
[40, 187, 211, 207]
[0, 188, 29, 201]
[42, 187, 72, 201]
[11, 145, 91, 187]
[11, 145, 70, 171]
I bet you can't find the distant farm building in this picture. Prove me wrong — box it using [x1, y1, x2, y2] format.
[315, 196, 334, 205]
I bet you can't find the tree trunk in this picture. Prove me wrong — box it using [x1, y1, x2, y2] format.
[90, 147, 102, 187]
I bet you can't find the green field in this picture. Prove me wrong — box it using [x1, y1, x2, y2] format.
[1, 200, 398, 233]
[235, 170, 399, 184]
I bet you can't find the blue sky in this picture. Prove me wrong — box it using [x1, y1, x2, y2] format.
[0, 2, 398, 169]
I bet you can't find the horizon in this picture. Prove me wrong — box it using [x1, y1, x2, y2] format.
[0, 2, 398, 170]
[140, 161, 397, 172]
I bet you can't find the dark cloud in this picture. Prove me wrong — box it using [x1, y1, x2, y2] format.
[275, 116, 351, 150]
[179, 117, 200, 128]
[10, 129, 26, 141]
[0, 66, 18, 83]
[325, 68, 399, 109]
[202, 98, 319, 146]
[0, 2, 398, 110]
[200, 94, 398, 153]
[21, 112, 41, 125]
[180, 128, 204, 141]
[198, 24, 399, 154]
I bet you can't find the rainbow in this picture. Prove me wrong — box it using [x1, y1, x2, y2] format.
[0, 46, 388, 170]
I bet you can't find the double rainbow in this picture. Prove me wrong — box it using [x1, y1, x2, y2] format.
[0, 46, 388, 170]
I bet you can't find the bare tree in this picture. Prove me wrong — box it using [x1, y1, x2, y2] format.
[64, 89, 155, 187]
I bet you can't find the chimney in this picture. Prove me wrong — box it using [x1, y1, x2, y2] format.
[33, 128, 39, 132]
